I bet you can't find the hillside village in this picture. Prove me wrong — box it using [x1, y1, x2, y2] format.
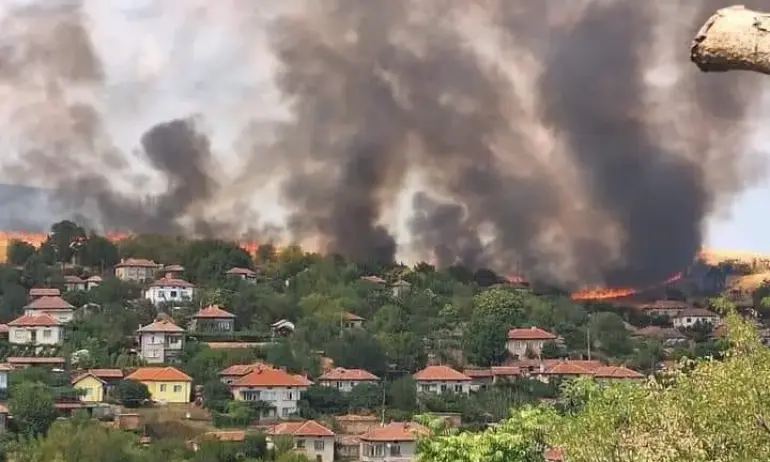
[0, 221, 766, 461]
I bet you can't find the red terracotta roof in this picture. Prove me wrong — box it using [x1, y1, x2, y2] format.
[268, 420, 334, 437]
[360, 422, 429, 442]
[86, 275, 103, 283]
[115, 258, 159, 268]
[203, 430, 246, 442]
[463, 368, 493, 378]
[24, 296, 74, 311]
[29, 288, 61, 297]
[125, 367, 192, 382]
[344, 312, 365, 321]
[64, 275, 85, 283]
[226, 267, 258, 277]
[7, 357, 65, 365]
[0, 364, 13, 371]
[137, 319, 184, 333]
[593, 366, 644, 379]
[507, 327, 557, 341]
[545, 448, 564, 461]
[360, 275, 386, 284]
[319, 367, 379, 381]
[8, 313, 60, 327]
[544, 362, 593, 376]
[148, 277, 194, 288]
[194, 305, 236, 319]
[491, 366, 521, 376]
[220, 362, 270, 377]
[0, 324, 9, 334]
[88, 368, 124, 379]
[413, 365, 471, 382]
[232, 367, 312, 388]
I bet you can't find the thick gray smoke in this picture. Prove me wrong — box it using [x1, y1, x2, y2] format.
[0, 0, 768, 288]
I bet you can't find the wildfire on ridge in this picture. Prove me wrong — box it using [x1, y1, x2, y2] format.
[570, 271, 684, 302]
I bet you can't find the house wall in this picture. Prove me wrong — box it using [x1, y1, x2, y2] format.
[65, 282, 86, 292]
[74, 376, 104, 402]
[231, 386, 306, 418]
[143, 380, 191, 403]
[295, 436, 335, 462]
[506, 339, 545, 358]
[193, 318, 234, 332]
[24, 309, 74, 323]
[361, 440, 417, 462]
[144, 286, 194, 306]
[0, 372, 7, 390]
[116, 266, 156, 282]
[318, 379, 377, 392]
[673, 316, 719, 329]
[416, 381, 471, 394]
[9, 326, 62, 345]
[139, 333, 184, 364]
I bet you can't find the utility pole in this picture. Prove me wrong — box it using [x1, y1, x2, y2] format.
[586, 327, 592, 361]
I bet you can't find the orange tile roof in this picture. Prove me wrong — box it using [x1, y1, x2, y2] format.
[125, 367, 192, 382]
[0, 324, 9, 334]
[88, 368, 124, 379]
[268, 420, 334, 437]
[29, 288, 61, 297]
[115, 258, 159, 268]
[319, 367, 379, 381]
[232, 367, 312, 388]
[64, 275, 85, 283]
[24, 296, 74, 311]
[491, 366, 521, 376]
[463, 368, 493, 378]
[507, 327, 557, 340]
[8, 313, 60, 327]
[148, 277, 194, 288]
[593, 366, 644, 379]
[137, 319, 184, 333]
[413, 365, 471, 382]
[226, 267, 258, 277]
[344, 312, 365, 321]
[220, 362, 270, 377]
[360, 275, 386, 284]
[203, 430, 246, 442]
[544, 362, 594, 376]
[360, 422, 429, 442]
[194, 305, 236, 319]
[545, 448, 564, 461]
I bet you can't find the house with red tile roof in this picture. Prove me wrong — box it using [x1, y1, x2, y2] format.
[115, 258, 162, 282]
[7, 357, 64, 368]
[8, 313, 63, 346]
[63, 275, 87, 292]
[163, 265, 185, 279]
[219, 362, 271, 385]
[85, 275, 102, 291]
[23, 296, 75, 323]
[190, 305, 236, 333]
[343, 312, 365, 329]
[267, 420, 335, 462]
[673, 307, 721, 329]
[28, 287, 61, 299]
[136, 319, 185, 364]
[593, 366, 645, 381]
[230, 367, 312, 419]
[318, 367, 379, 392]
[226, 267, 259, 282]
[144, 278, 195, 307]
[413, 365, 472, 394]
[125, 367, 192, 404]
[463, 366, 521, 390]
[506, 327, 558, 359]
[359, 422, 429, 462]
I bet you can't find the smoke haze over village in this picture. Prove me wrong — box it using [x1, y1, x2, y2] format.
[1, 0, 770, 288]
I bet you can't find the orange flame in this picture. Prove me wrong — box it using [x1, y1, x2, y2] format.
[570, 271, 685, 301]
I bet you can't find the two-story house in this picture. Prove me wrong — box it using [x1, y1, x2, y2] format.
[226, 267, 258, 282]
[318, 367, 379, 392]
[359, 422, 429, 462]
[673, 308, 721, 329]
[219, 362, 270, 385]
[190, 305, 236, 333]
[24, 296, 75, 323]
[506, 327, 557, 359]
[63, 276, 87, 292]
[413, 365, 472, 394]
[230, 367, 312, 419]
[267, 420, 335, 462]
[115, 258, 161, 282]
[8, 313, 63, 346]
[136, 319, 185, 364]
[144, 277, 195, 307]
[125, 367, 192, 404]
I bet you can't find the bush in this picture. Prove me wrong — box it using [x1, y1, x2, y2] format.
[112, 380, 151, 408]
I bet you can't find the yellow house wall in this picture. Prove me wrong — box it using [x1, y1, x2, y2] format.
[143, 380, 191, 403]
[74, 376, 104, 403]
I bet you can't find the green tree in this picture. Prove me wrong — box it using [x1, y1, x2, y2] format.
[203, 380, 233, 413]
[112, 380, 151, 408]
[387, 377, 417, 412]
[242, 432, 268, 459]
[48, 220, 86, 264]
[7, 240, 36, 266]
[80, 234, 120, 269]
[349, 383, 383, 412]
[464, 288, 529, 366]
[9, 382, 57, 436]
[300, 385, 348, 417]
[326, 329, 388, 377]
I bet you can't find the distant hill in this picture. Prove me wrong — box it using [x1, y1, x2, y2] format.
[699, 248, 770, 267]
[0, 183, 62, 231]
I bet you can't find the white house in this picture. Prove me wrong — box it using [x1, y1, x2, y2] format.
[318, 367, 379, 392]
[343, 312, 365, 329]
[114, 258, 162, 282]
[673, 308, 721, 329]
[267, 420, 335, 462]
[23, 296, 75, 323]
[190, 305, 236, 333]
[413, 365, 472, 394]
[506, 327, 558, 359]
[63, 275, 86, 292]
[0, 363, 10, 392]
[144, 277, 195, 307]
[136, 319, 185, 364]
[85, 276, 102, 291]
[359, 422, 429, 462]
[8, 313, 63, 346]
[230, 367, 311, 419]
[226, 267, 258, 282]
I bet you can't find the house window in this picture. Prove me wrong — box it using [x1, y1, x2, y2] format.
[173, 385, 182, 393]
[241, 390, 260, 401]
[420, 384, 430, 392]
[296, 439, 306, 449]
[440, 384, 447, 392]
[160, 384, 167, 392]
[390, 444, 402, 457]
[42, 330, 52, 338]
[314, 440, 324, 451]
[286, 391, 293, 400]
[282, 407, 291, 417]
[14, 331, 24, 340]
[365, 444, 385, 457]
[170, 290, 178, 298]
[454, 384, 463, 392]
